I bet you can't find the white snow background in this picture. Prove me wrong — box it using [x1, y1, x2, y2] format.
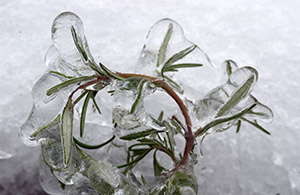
[0, 0, 300, 194]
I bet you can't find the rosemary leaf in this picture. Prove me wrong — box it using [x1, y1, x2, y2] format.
[120, 129, 163, 141]
[130, 79, 146, 114]
[80, 91, 93, 137]
[91, 91, 101, 114]
[158, 111, 164, 121]
[153, 150, 166, 176]
[163, 45, 197, 70]
[73, 135, 115, 149]
[236, 120, 242, 133]
[46, 75, 96, 96]
[157, 23, 173, 67]
[48, 71, 74, 79]
[241, 117, 271, 135]
[216, 75, 255, 117]
[163, 63, 202, 72]
[61, 99, 74, 165]
[99, 63, 125, 80]
[30, 115, 60, 138]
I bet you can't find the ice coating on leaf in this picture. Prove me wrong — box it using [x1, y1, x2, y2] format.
[192, 66, 258, 129]
[135, 18, 211, 76]
[243, 95, 274, 123]
[41, 139, 81, 185]
[86, 160, 122, 194]
[112, 78, 149, 130]
[52, 12, 95, 76]
[19, 73, 69, 146]
[39, 155, 71, 195]
[66, 181, 98, 195]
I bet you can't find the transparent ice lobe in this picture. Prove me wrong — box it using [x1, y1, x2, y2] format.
[19, 73, 69, 146]
[39, 155, 71, 195]
[41, 139, 81, 185]
[52, 12, 95, 76]
[112, 78, 149, 130]
[135, 18, 212, 76]
[192, 66, 258, 129]
[243, 95, 274, 123]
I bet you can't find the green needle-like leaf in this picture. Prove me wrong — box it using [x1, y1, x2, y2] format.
[30, 115, 60, 138]
[91, 91, 101, 114]
[241, 117, 271, 135]
[117, 148, 152, 169]
[99, 63, 125, 80]
[47, 75, 96, 96]
[73, 135, 115, 149]
[164, 75, 184, 94]
[130, 80, 146, 114]
[196, 104, 256, 137]
[163, 63, 202, 73]
[120, 129, 163, 141]
[216, 75, 255, 117]
[236, 120, 241, 133]
[163, 45, 197, 69]
[157, 23, 173, 67]
[48, 71, 74, 79]
[61, 99, 74, 165]
[158, 111, 164, 121]
[73, 90, 89, 105]
[153, 150, 166, 176]
[80, 91, 93, 137]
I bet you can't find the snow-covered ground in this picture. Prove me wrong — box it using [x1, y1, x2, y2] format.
[0, 0, 299, 194]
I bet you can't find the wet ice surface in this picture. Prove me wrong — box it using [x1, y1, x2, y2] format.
[1, 0, 300, 194]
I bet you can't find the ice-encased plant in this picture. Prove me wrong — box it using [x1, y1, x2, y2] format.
[20, 12, 273, 195]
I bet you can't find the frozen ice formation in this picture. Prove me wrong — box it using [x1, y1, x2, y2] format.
[18, 11, 275, 195]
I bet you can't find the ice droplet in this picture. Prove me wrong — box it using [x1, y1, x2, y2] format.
[52, 12, 95, 76]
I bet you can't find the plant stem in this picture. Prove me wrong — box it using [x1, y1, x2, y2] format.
[118, 73, 195, 170]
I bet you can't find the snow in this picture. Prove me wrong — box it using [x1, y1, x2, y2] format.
[0, 0, 300, 194]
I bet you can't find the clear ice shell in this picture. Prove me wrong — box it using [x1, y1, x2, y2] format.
[135, 18, 211, 76]
[51, 12, 95, 76]
[41, 139, 80, 185]
[112, 78, 148, 130]
[192, 66, 258, 129]
[39, 155, 71, 195]
[135, 18, 217, 101]
[86, 160, 122, 194]
[19, 73, 69, 146]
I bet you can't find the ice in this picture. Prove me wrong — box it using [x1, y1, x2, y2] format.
[112, 78, 162, 138]
[40, 139, 81, 185]
[1, 0, 300, 194]
[66, 180, 98, 195]
[51, 12, 95, 76]
[84, 160, 123, 194]
[19, 73, 68, 146]
[39, 155, 72, 195]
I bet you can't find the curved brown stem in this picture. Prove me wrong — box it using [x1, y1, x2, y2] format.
[118, 73, 195, 169]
